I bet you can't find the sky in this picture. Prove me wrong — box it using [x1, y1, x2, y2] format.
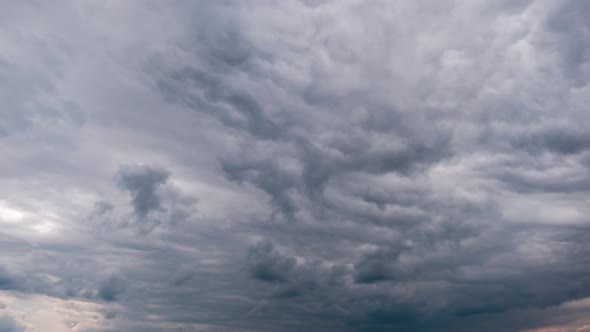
[1, 0, 590, 331]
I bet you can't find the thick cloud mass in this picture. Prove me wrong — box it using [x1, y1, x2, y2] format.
[1, 0, 590, 331]
[115, 164, 171, 218]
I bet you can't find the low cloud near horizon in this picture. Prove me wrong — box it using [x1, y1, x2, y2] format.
[2, 1, 590, 331]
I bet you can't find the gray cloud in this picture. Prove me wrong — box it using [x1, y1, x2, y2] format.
[353, 248, 401, 284]
[0, 267, 26, 292]
[98, 273, 128, 302]
[0, 315, 24, 332]
[247, 241, 296, 283]
[2, 0, 590, 331]
[115, 164, 171, 218]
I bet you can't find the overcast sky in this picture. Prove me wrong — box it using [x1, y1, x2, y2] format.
[1, 1, 590, 331]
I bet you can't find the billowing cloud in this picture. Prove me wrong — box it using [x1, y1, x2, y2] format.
[1, 0, 590, 331]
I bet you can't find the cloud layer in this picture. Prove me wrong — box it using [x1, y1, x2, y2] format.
[1, 0, 590, 331]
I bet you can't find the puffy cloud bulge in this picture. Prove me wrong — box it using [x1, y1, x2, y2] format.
[1, 0, 590, 331]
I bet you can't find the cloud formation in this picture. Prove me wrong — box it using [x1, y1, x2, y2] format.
[1, 0, 590, 331]
[115, 164, 171, 218]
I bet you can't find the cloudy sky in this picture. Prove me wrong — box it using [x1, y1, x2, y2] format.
[1, 0, 590, 331]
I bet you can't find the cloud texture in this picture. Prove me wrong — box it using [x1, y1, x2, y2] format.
[1, 0, 590, 331]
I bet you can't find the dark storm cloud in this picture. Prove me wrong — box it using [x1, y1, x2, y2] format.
[3, 0, 590, 331]
[115, 164, 171, 218]
[247, 241, 296, 283]
[179, 0, 590, 329]
[353, 248, 401, 284]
